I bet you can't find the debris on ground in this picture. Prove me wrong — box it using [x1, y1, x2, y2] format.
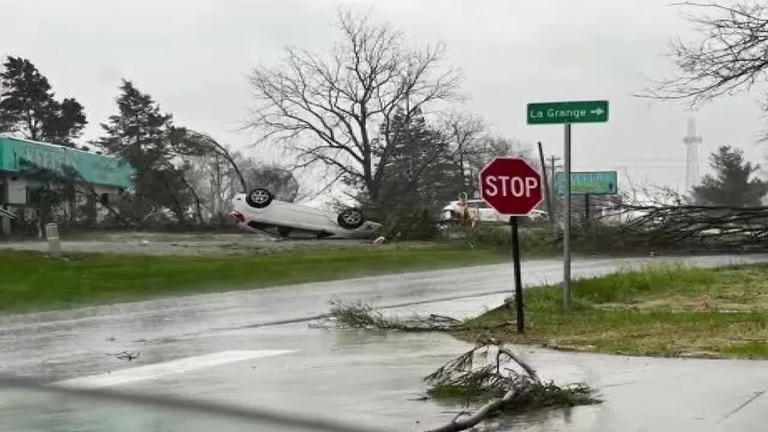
[107, 351, 140, 361]
[328, 301, 462, 331]
[424, 340, 599, 432]
[325, 302, 599, 431]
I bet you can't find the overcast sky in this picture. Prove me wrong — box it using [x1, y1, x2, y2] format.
[2, 0, 767, 193]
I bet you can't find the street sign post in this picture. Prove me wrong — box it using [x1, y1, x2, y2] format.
[479, 157, 543, 334]
[527, 100, 609, 312]
[554, 171, 618, 195]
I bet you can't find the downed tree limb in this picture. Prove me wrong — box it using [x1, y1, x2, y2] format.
[497, 346, 539, 383]
[323, 303, 598, 431]
[426, 387, 517, 432]
[327, 301, 464, 331]
[424, 341, 598, 432]
[603, 203, 768, 251]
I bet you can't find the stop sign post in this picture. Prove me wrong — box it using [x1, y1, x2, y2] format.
[479, 158, 543, 334]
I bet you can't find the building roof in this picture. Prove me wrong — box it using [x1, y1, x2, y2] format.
[0, 136, 134, 189]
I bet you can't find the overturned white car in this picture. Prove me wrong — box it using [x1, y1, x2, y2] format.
[230, 188, 381, 239]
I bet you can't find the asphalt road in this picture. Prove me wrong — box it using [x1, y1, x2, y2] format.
[1, 254, 767, 431]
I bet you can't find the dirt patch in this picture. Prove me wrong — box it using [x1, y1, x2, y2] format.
[0, 231, 370, 256]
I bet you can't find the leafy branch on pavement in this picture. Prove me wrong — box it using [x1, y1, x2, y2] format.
[424, 340, 599, 432]
[328, 301, 463, 332]
[326, 303, 598, 431]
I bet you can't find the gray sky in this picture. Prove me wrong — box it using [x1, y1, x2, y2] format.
[2, 0, 767, 193]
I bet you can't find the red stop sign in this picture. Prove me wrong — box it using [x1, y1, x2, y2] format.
[479, 157, 543, 215]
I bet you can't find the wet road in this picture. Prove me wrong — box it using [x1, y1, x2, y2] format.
[1, 254, 767, 431]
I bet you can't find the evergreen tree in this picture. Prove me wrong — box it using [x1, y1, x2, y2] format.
[0, 56, 86, 146]
[377, 108, 456, 208]
[371, 108, 458, 239]
[692, 146, 768, 207]
[97, 80, 192, 223]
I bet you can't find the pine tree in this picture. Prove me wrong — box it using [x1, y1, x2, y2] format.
[98, 80, 172, 169]
[692, 146, 768, 207]
[378, 108, 456, 207]
[0, 56, 86, 146]
[97, 80, 192, 223]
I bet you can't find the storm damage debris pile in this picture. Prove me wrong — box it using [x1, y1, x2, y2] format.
[326, 302, 599, 432]
[424, 341, 599, 432]
[607, 204, 768, 251]
[328, 301, 463, 332]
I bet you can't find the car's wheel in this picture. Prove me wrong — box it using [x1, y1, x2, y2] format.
[245, 188, 273, 208]
[337, 208, 365, 229]
[277, 226, 292, 238]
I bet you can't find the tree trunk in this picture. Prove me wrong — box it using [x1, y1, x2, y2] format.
[168, 164, 204, 225]
[158, 171, 186, 225]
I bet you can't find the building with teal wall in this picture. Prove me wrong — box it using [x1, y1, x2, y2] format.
[0, 136, 134, 233]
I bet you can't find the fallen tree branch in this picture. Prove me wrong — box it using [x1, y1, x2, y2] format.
[424, 341, 598, 432]
[498, 346, 539, 383]
[324, 302, 598, 431]
[426, 387, 517, 432]
[327, 301, 464, 331]
[603, 203, 768, 251]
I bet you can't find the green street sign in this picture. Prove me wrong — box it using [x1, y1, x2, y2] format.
[527, 100, 608, 124]
[554, 171, 617, 195]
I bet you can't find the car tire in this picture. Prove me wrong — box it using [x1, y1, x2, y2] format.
[245, 188, 273, 208]
[337, 208, 365, 230]
[277, 226, 292, 238]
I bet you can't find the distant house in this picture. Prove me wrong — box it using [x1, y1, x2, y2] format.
[0, 136, 134, 234]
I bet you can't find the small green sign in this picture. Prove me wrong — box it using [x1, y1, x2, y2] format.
[527, 100, 608, 124]
[555, 171, 617, 195]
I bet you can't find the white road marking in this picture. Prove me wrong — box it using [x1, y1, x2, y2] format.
[53, 350, 296, 389]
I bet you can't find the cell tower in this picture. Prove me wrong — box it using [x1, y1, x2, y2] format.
[683, 118, 701, 191]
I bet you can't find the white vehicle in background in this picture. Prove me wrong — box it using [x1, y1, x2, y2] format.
[230, 188, 381, 239]
[439, 199, 547, 226]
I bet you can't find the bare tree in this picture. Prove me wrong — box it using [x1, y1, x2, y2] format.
[248, 10, 461, 205]
[178, 130, 247, 193]
[645, 1, 768, 106]
[438, 112, 486, 194]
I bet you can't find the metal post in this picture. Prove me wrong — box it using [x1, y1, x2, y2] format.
[537, 142, 552, 223]
[584, 193, 590, 229]
[549, 155, 558, 227]
[45, 223, 61, 256]
[510, 216, 524, 333]
[563, 124, 572, 312]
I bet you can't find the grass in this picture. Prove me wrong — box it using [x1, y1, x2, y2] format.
[0, 243, 506, 314]
[462, 264, 768, 359]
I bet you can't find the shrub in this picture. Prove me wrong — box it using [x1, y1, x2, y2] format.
[464, 224, 557, 255]
[379, 207, 440, 241]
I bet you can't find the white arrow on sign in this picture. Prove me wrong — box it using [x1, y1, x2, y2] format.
[590, 108, 605, 116]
